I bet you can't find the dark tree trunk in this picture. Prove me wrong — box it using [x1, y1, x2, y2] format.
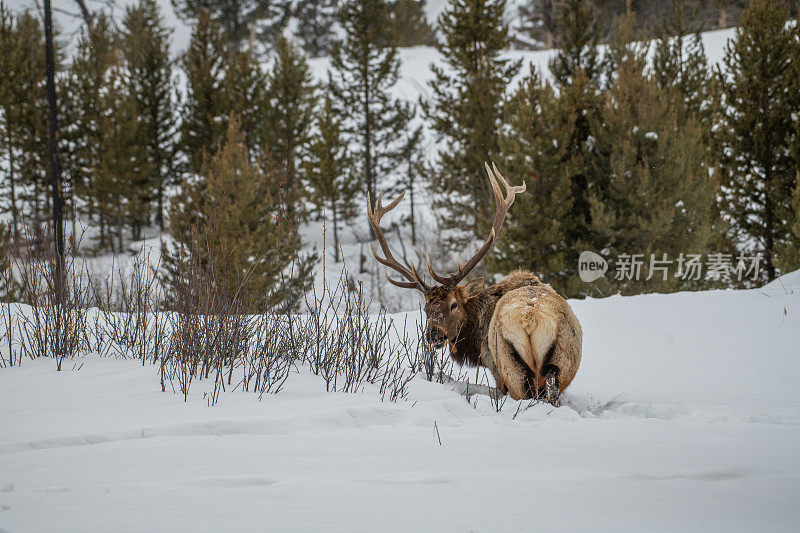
[72, 0, 94, 28]
[542, 0, 555, 48]
[764, 182, 776, 281]
[43, 0, 65, 302]
[44, 0, 64, 303]
[332, 201, 340, 263]
[362, 55, 375, 242]
[364, 103, 375, 239]
[157, 184, 164, 231]
[408, 159, 416, 246]
[117, 215, 124, 253]
[285, 138, 298, 221]
[7, 141, 19, 239]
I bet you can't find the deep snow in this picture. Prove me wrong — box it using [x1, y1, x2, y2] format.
[2, 6, 797, 529]
[1, 271, 799, 531]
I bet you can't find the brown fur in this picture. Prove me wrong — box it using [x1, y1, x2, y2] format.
[424, 270, 582, 401]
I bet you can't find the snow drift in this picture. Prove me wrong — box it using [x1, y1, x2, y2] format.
[1, 271, 798, 532]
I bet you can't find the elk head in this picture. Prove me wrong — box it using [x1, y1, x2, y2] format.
[367, 163, 526, 349]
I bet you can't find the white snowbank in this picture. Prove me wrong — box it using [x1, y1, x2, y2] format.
[763, 269, 800, 294]
[1, 275, 798, 531]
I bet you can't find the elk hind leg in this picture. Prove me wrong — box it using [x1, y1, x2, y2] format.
[544, 370, 560, 407]
[538, 335, 579, 406]
[544, 324, 581, 395]
[489, 333, 531, 400]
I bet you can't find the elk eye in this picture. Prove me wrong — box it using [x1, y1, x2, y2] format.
[450, 302, 457, 310]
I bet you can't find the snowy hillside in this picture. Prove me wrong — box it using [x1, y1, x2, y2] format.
[3, 0, 568, 56]
[3, 0, 742, 313]
[1, 273, 798, 531]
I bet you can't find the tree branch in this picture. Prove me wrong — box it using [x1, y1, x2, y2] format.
[72, 0, 94, 28]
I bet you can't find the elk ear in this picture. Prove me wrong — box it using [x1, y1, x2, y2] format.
[463, 277, 484, 295]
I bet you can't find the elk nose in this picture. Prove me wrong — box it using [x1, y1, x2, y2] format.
[426, 326, 445, 345]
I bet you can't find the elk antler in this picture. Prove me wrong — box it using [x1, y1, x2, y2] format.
[426, 163, 526, 287]
[367, 190, 430, 293]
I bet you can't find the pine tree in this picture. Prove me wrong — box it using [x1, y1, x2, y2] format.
[120, 0, 177, 232]
[171, 0, 290, 49]
[492, 66, 579, 295]
[652, 0, 711, 120]
[0, 221, 21, 301]
[546, 0, 604, 249]
[424, 0, 520, 242]
[303, 94, 357, 262]
[330, 0, 414, 236]
[388, 0, 432, 47]
[584, 1, 751, 39]
[0, 9, 51, 240]
[164, 117, 312, 310]
[0, 4, 14, 236]
[549, 0, 602, 86]
[254, 0, 292, 45]
[293, 0, 337, 57]
[776, 75, 800, 275]
[222, 45, 270, 154]
[64, 13, 148, 252]
[589, 23, 719, 294]
[61, 13, 118, 241]
[517, 0, 558, 48]
[391, 124, 424, 246]
[179, 11, 230, 173]
[780, 167, 800, 273]
[93, 66, 153, 250]
[265, 36, 317, 212]
[180, 11, 269, 173]
[716, 0, 800, 281]
[0, 4, 21, 238]
[651, 0, 734, 263]
[63, 13, 157, 251]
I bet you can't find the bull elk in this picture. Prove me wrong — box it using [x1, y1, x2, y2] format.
[368, 163, 582, 404]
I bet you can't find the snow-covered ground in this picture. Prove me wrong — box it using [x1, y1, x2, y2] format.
[1, 270, 798, 531]
[4, 7, 796, 528]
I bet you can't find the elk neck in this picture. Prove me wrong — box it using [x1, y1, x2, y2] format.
[449, 289, 499, 367]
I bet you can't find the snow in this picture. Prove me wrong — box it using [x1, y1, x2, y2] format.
[305, 27, 738, 101]
[763, 268, 800, 294]
[1, 277, 799, 531]
[6, 0, 192, 57]
[5, 0, 739, 70]
[3, 8, 796, 528]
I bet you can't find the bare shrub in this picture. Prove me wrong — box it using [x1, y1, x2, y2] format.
[296, 264, 419, 400]
[0, 225, 13, 367]
[0, 299, 11, 368]
[13, 244, 92, 370]
[158, 234, 295, 404]
[160, 237, 253, 402]
[1, 231, 429, 406]
[153, 248, 427, 404]
[90, 251, 168, 364]
[412, 306, 456, 384]
[486, 370, 509, 413]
